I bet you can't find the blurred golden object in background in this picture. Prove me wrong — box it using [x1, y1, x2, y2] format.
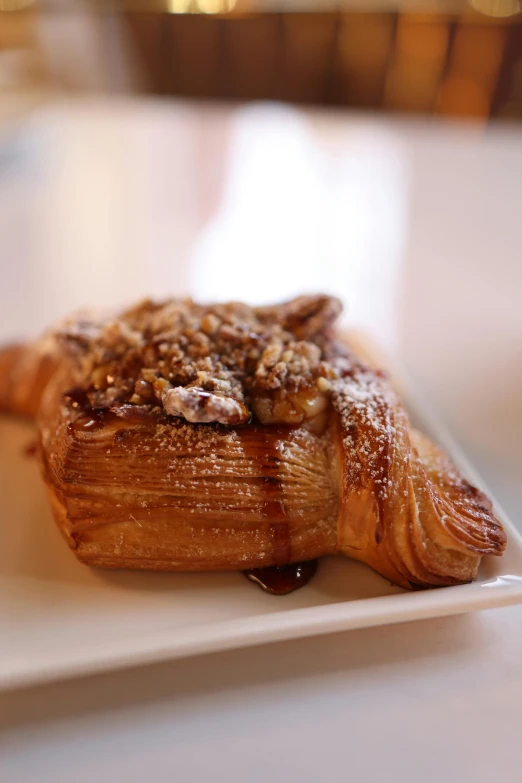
[384, 17, 449, 112]
[0, 0, 34, 10]
[0, 1, 41, 92]
[336, 15, 394, 106]
[439, 24, 505, 116]
[167, 0, 237, 14]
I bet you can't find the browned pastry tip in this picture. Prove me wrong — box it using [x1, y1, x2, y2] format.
[255, 294, 343, 341]
[0, 342, 57, 418]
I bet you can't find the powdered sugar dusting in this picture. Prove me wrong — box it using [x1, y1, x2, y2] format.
[332, 368, 397, 502]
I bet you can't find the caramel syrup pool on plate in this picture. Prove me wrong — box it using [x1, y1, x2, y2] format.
[244, 560, 319, 595]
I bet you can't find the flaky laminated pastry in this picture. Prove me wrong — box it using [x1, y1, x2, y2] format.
[0, 295, 506, 589]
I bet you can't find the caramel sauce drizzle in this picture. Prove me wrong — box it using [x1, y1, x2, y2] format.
[242, 425, 318, 595]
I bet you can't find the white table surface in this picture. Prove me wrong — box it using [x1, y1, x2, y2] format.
[1, 97, 521, 782]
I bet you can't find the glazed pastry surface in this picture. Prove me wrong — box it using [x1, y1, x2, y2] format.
[0, 296, 506, 588]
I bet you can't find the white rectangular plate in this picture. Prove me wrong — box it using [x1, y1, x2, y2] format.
[2, 349, 522, 691]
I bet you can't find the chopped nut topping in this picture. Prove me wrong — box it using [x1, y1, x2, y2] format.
[59, 295, 353, 426]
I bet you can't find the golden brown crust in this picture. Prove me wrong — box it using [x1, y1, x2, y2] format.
[0, 295, 507, 588]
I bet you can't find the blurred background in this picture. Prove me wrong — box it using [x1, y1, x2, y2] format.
[2, 0, 522, 117]
[0, 0, 521, 526]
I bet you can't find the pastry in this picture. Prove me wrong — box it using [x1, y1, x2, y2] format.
[0, 295, 506, 590]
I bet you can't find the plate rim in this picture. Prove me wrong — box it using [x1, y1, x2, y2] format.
[3, 574, 522, 691]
